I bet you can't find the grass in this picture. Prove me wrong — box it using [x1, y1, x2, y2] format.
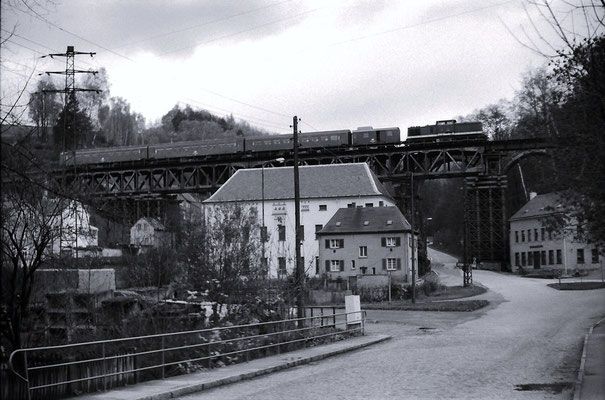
[361, 285, 489, 312]
[364, 299, 489, 312]
[547, 282, 605, 290]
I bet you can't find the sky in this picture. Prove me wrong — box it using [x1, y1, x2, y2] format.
[0, 0, 576, 135]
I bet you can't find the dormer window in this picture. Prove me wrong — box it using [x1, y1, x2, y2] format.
[335, 222, 341, 226]
[363, 221, 369, 226]
[386, 220, 393, 225]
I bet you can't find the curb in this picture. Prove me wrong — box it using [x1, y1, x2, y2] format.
[573, 316, 605, 400]
[97, 334, 391, 400]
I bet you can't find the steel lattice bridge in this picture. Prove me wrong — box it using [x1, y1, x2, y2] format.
[54, 136, 556, 266]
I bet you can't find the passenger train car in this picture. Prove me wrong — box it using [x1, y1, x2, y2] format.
[406, 120, 485, 143]
[59, 127, 402, 166]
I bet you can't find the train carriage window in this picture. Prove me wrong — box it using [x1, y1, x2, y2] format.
[331, 135, 338, 140]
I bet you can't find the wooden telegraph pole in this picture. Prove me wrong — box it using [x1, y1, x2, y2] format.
[293, 116, 304, 327]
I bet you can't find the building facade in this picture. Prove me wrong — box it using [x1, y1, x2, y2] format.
[130, 217, 173, 248]
[509, 192, 602, 273]
[203, 163, 396, 277]
[318, 207, 415, 283]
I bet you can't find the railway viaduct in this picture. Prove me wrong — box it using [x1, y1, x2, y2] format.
[53, 136, 556, 268]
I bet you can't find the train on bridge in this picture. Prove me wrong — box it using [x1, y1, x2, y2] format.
[60, 121, 485, 166]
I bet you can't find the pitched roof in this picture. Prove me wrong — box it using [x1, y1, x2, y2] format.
[136, 217, 166, 230]
[204, 163, 392, 203]
[319, 206, 411, 235]
[509, 192, 567, 221]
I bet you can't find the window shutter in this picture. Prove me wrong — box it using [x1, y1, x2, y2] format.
[325, 240, 330, 249]
[325, 260, 330, 272]
[395, 237, 401, 247]
[339, 260, 344, 271]
[382, 259, 387, 270]
[381, 238, 386, 247]
[397, 258, 401, 270]
[339, 239, 344, 248]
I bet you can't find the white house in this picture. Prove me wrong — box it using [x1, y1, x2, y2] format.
[509, 192, 602, 273]
[130, 217, 173, 248]
[49, 200, 99, 256]
[203, 163, 396, 278]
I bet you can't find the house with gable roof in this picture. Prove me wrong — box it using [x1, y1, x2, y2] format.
[203, 163, 396, 278]
[130, 217, 174, 248]
[509, 192, 602, 272]
[317, 206, 416, 283]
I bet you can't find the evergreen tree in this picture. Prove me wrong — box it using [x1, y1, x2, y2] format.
[53, 93, 93, 150]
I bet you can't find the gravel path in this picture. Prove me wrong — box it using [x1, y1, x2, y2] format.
[177, 249, 605, 400]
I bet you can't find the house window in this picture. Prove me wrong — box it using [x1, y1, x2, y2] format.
[359, 246, 367, 258]
[522, 252, 526, 266]
[278, 225, 285, 241]
[528, 252, 534, 265]
[541, 251, 546, 265]
[261, 226, 268, 242]
[385, 258, 400, 271]
[527, 230, 531, 242]
[382, 237, 401, 247]
[521, 231, 525, 242]
[577, 249, 584, 264]
[515, 252, 520, 266]
[534, 229, 539, 242]
[549, 250, 554, 265]
[365, 203, 373, 207]
[351, 260, 356, 270]
[327, 239, 343, 249]
[592, 249, 599, 264]
[541, 228, 545, 241]
[315, 256, 319, 275]
[347, 202, 356, 208]
[556, 249, 562, 264]
[331, 260, 343, 272]
[515, 231, 519, 243]
[319, 204, 327, 211]
[315, 224, 323, 239]
[278, 257, 286, 275]
[299, 225, 305, 241]
[379, 201, 384, 207]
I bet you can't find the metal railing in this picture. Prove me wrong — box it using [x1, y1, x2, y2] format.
[8, 309, 365, 400]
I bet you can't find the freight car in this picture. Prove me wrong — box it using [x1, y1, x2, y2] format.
[352, 127, 400, 146]
[406, 120, 485, 143]
[59, 126, 402, 166]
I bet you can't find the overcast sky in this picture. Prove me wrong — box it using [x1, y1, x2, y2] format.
[1, 0, 570, 135]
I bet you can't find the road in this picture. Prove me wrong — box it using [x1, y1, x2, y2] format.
[177, 249, 605, 400]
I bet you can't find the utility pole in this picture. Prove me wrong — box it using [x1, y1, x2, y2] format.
[41, 46, 99, 261]
[293, 116, 304, 326]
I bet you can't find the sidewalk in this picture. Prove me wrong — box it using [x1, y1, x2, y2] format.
[575, 318, 605, 400]
[76, 333, 390, 400]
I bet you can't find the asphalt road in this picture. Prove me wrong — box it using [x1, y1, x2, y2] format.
[176, 249, 605, 400]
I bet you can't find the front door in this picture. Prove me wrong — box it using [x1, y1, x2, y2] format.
[533, 251, 541, 269]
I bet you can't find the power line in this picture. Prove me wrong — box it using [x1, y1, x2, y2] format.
[183, 98, 288, 128]
[179, 100, 288, 132]
[115, 0, 293, 49]
[15, 6, 136, 62]
[329, 0, 515, 47]
[159, 7, 318, 56]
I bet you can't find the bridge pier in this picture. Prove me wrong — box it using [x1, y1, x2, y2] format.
[464, 175, 508, 269]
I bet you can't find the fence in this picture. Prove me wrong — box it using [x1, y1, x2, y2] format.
[7, 308, 364, 400]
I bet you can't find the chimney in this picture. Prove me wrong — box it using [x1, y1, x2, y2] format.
[529, 192, 537, 201]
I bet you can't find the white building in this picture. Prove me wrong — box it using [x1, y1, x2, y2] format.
[130, 217, 173, 248]
[509, 192, 602, 273]
[50, 200, 99, 256]
[203, 163, 396, 277]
